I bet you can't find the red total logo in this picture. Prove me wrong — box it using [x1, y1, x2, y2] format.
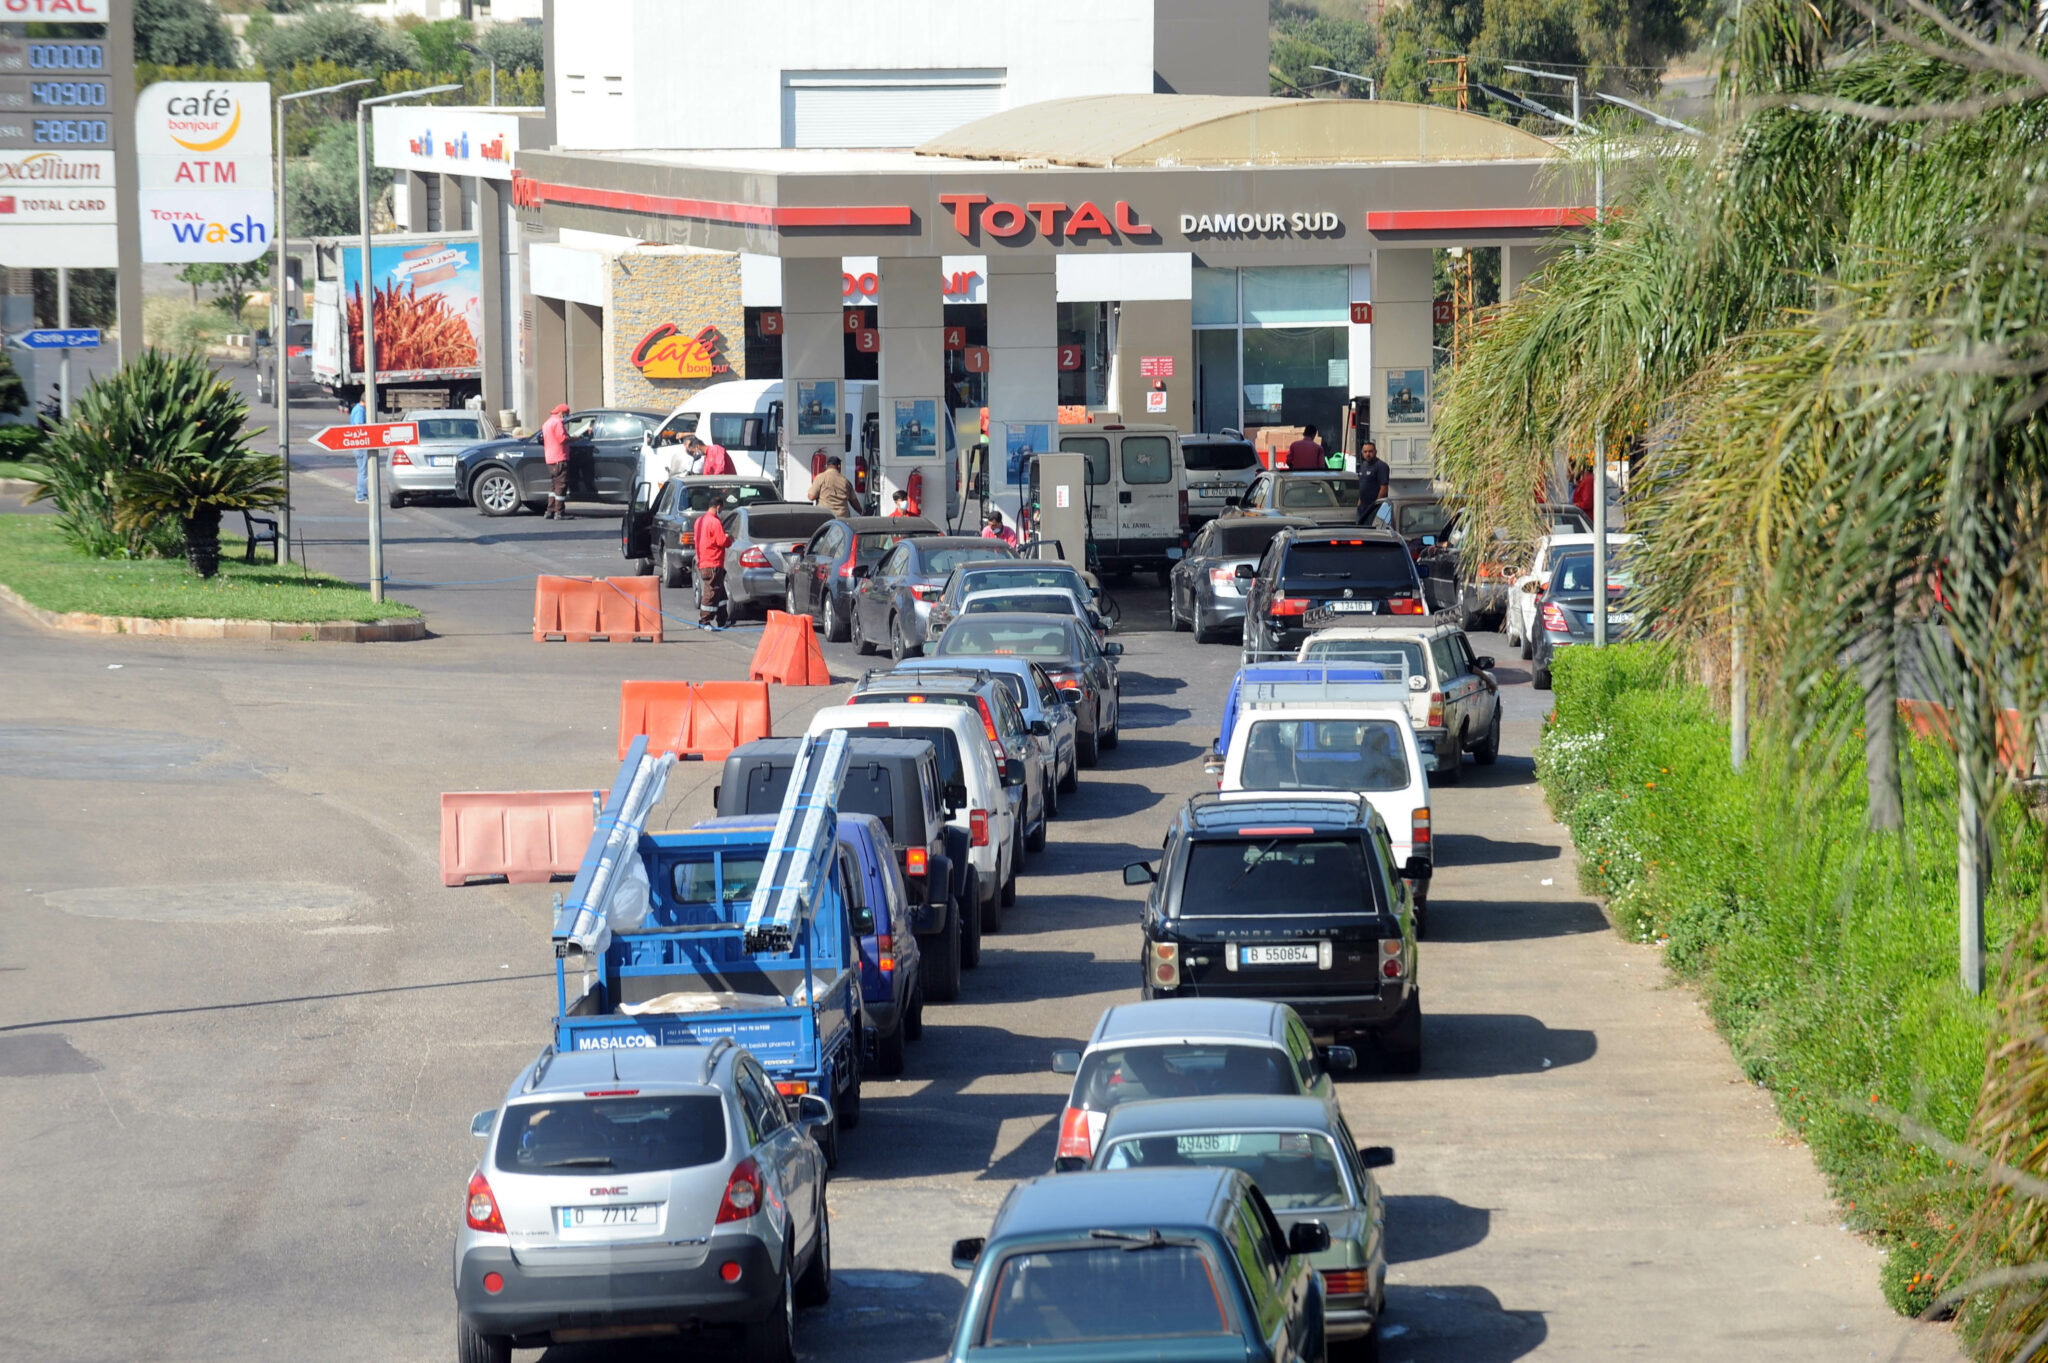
[939, 195, 1155, 243]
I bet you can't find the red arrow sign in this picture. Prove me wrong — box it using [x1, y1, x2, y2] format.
[310, 422, 420, 452]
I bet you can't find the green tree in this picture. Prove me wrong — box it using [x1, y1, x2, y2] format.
[252, 4, 417, 73]
[0, 349, 27, 418]
[479, 22, 544, 72]
[135, 0, 240, 67]
[406, 17, 475, 75]
[287, 119, 387, 238]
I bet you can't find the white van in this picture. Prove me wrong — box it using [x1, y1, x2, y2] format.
[1044, 423, 1189, 579]
[639, 378, 959, 516]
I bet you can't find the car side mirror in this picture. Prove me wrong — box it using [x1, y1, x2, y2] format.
[1322, 1044, 1358, 1073]
[854, 906, 875, 935]
[1004, 758, 1025, 786]
[951, 1237, 987, 1269]
[711, 786, 721, 811]
[1058, 687, 1083, 707]
[1053, 1155, 1088, 1173]
[1050, 1049, 1081, 1075]
[1359, 1145, 1395, 1169]
[1122, 861, 1158, 886]
[1233, 563, 1256, 579]
[1102, 642, 1124, 658]
[796, 1093, 834, 1129]
[1402, 855, 1429, 882]
[1029, 719, 1051, 736]
[1202, 747, 1225, 779]
[1474, 655, 1495, 671]
[1287, 1221, 1331, 1256]
[471, 1110, 495, 1138]
[852, 563, 871, 578]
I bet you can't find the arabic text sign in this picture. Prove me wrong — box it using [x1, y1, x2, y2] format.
[311, 423, 420, 452]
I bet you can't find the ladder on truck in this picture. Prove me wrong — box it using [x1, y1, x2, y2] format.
[554, 735, 675, 959]
[743, 729, 851, 954]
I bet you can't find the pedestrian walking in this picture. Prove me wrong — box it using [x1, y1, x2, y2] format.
[695, 496, 735, 628]
[542, 403, 572, 519]
[1355, 440, 1391, 525]
[810, 454, 854, 517]
[982, 508, 1019, 548]
[1285, 424, 1327, 471]
[348, 397, 371, 503]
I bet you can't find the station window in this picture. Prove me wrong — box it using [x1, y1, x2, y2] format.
[1193, 266, 1358, 444]
[1057, 301, 1110, 409]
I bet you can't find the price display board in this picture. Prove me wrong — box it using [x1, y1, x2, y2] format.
[0, 42, 110, 141]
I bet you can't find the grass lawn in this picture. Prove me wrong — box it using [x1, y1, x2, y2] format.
[0, 514, 421, 623]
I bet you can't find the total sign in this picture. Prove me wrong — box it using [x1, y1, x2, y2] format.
[135, 82, 274, 263]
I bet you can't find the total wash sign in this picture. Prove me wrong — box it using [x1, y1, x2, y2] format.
[135, 81, 275, 264]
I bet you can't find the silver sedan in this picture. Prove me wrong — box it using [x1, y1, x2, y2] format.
[851, 536, 1014, 661]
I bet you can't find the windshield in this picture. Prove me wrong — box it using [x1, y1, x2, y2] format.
[1214, 522, 1294, 557]
[672, 854, 766, 906]
[1184, 441, 1259, 473]
[1238, 718, 1411, 793]
[982, 1244, 1232, 1346]
[845, 725, 965, 796]
[1276, 479, 1354, 510]
[1549, 553, 1634, 593]
[683, 483, 773, 512]
[964, 593, 1080, 618]
[1072, 1043, 1297, 1113]
[1180, 837, 1379, 916]
[936, 620, 1076, 660]
[1100, 1131, 1350, 1210]
[747, 510, 832, 540]
[1280, 541, 1417, 591]
[920, 546, 1003, 575]
[741, 765, 898, 837]
[857, 531, 922, 559]
[960, 566, 1087, 596]
[1299, 638, 1427, 679]
[1394, 502, 1456, 537]
[494, 1095, 727, 1176]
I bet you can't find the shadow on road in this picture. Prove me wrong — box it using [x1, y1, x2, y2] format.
[1384, 1194, 1491, 1264]
[1405, 1013, 1597, 1079]
[1117, 672, 1189, 698]
[1382, 1283, 1547, 1361]
[1092, 735, 1203, 772]
[1113, 701, 1193, 729]
[1054, 780, 1168, 823]
[1424, 897, 1609, 944]
[1432, 833, 1559, 867]
[1446, 754, 1536, 788]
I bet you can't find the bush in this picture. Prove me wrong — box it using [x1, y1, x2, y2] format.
[142, 298, 229, 352]
[0, 425, 44, 463]
[1537, 642, 2040, 1317]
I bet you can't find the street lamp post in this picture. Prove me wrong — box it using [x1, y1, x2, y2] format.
[1307, 64, 1374, 100]
[275, 78, 374, 566]
[356, 84, 461, 604]
[457, 42, 498, 106]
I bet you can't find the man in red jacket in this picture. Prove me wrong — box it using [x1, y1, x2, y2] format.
[541, 403, 571, 519]
[693, 496, 734, 628]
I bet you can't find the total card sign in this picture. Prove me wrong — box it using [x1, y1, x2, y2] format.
[0, 148, 113, 221]
[136, 82, 274, 263]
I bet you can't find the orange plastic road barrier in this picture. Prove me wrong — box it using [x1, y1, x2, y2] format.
[749, 610, 832, 686]
[534, 575, 663, 642]
[618, 680, 773, 761]
[1897, 699, 2035, 775]
[440, 789, 598, 887]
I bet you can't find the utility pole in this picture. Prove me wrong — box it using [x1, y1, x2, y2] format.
[356, 85, 460, 604]
[1730, 585, 1748, 769]
[110, 0, 141, 365]
[1592, 420, 1608, 646]
[1425, 56, 1469, 111]
[55, 268, 70, 419]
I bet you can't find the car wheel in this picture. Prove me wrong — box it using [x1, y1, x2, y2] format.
[456, 1317, 510, 1363]
[795, 1194, 832, 1306]
[818, 1103, 841, 1170]
[1383, 991, 1423, 1075]
[1058, 752, 1079, 793]
[1100, 699, 1120, 751]
[877, 1012, 907, 1076]
[472, 468, 522, 517]
[904, 977, 925, 1040]
[960, 869, 983, 969]
[1170, 586, 1190, 632]
[1532, 660, 1553, 691]
[1001, 827, 1021, 906]
[851, 603, 874, 656]
[822, 591, 850, 643]
[1435, 738, 1462, 785]
[982, 855, 1006, 934]
[1521, 632, 1534, 661]
[662, 550, 687, 589]
[740, 1258, 796, 1363]
[1474, 707, 1502, 765]
[387, 486, 406, 510]
[1077, 716, 1100, 768]
[890, 613, 916, 661]
[1027, 780, 1049, 850]
[1044, 769, 1061, 820]
[924, 905, 961, 1002]
[838, 1065, 861, 1130]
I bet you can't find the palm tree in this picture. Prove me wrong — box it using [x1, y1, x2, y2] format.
[116, 453, 286, 579]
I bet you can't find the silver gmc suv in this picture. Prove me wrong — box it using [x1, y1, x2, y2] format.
[454, 1039, 833, 1363]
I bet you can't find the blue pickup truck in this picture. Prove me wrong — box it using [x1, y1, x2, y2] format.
[552, 736, 866, 1166]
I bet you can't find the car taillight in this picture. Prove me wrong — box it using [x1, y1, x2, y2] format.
[1389, 597, 1425, 615]
[716, 1157, 764, 1223]
[1271, 597, 1309, 617]
[737, 546, 770, 569]
[970, 809, 989, 846]
[1148, 940, 1180, 991]
[1412, 807, 1431, 847]
[1177, 488, 1189, 526]
[905, 847, 928, 877]
[1381, 938, 1405, 979]
[976, 697, 1001, 745]
[683, 525, 696, 547]
[1541, 602, 1570, 632]
[1428, 692, 1444, 728]
[839, 544, 859, 578]
[389, 450, 412, 465]
[912, 584, 942, 599]
[1209, 566, 1238, 586]
[1057, 1107, 1097, 1162]
[775, 1080, 809, 1097]
[466, 1171, 506, 1234]
[1322, 1269, 1368, 1297]
[878, 933, 895, 972]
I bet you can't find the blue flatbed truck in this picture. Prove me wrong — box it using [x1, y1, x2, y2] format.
[552, 734, 866, 1164]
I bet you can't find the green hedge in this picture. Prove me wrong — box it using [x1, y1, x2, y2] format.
[1537, 643, 2040, 1317]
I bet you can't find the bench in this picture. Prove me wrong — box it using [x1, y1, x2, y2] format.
[242, 509, 280, 565]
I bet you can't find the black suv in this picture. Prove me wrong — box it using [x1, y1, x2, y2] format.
[1237, 526, 1427, 664]
[715, 736, 975, 1002]
[1124, 792, 1421, 1072]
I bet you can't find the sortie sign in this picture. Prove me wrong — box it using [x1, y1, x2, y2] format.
[310, 422, 420, 452]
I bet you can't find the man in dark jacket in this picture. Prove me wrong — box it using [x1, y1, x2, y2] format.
[1355, 440, 1390, 525]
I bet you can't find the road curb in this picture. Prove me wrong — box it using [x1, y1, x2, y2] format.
[0, 478, 34, 497]
[0, 581, 428, 642]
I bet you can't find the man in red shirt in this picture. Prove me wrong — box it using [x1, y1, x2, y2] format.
[541, 403, 571, 519]
[700, 443, 735, 476]
[693, 496, 734, 628]
[1284, 424, 1326, 471]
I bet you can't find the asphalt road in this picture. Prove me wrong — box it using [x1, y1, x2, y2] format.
[0, 378, 1965, 1361]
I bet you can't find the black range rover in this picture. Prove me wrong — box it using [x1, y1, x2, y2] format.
[1124, 792, 1421, 1073]
[1237, 527, 1429, 664]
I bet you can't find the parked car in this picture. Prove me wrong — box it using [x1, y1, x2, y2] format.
[384, 411, 497, 508]
[896, 656, 1080, 801]
[711, 503, 838, 618]
[1530, 546, 1640, 690]
[620, 475, 782, 583]
[852, 536, 1014, 660]
[931, 613, 1123, 767]
[1126, 791, 1422, 1068]
[1090, 1095, 1393, 1350]
[808, 702, 1016, 941]
[957, 586, 1101, 639]
[1181, 432, 1264, 528]
[849, 667, 1051, 860]
[1169, 514, 1318, 643]
[925, 558, 1104, 641]
[1238, 527, 1428, 665]
[1232, 471, 1363, 526]
[460, 408, 666, 516]
[714, 737, 971, 1003]
[783, 516, 942, 640]
[1049, 998, 1353, 1168]
[1297, 621, 1501, 782]
[1506, 531, 1635, 658]
[946, 1166, 1331, 1363]
[455, 1041, 833, 1363]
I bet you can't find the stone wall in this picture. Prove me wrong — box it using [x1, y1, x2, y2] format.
[606, 250, 748, 413]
